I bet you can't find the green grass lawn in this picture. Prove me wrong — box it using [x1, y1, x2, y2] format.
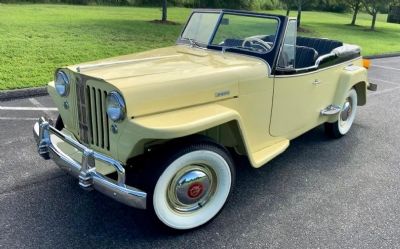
[0, 4, 399, 90]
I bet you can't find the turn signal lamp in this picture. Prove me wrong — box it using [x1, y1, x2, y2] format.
[363, 59, 371, 69]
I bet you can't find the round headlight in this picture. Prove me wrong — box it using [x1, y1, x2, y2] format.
[55, 71, 70, 97]
[106, 91, 126, 122]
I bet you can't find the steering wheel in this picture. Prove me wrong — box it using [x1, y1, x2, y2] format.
[242, 36, 272, 52]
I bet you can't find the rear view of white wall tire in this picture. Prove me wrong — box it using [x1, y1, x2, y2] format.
[144, 141, 236, 230]
[325, 88, 358, 138]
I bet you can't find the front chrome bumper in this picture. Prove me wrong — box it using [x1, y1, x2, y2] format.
[33, 117, 147, 209]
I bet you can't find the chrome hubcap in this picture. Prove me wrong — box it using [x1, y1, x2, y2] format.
[340, 98, 352, 122]
[167, 164, 216, 213]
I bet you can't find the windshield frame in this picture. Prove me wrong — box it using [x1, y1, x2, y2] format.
[177, 9, 288, 74]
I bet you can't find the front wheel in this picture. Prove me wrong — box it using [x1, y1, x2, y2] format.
[325, 88, 358, 138]
[147, 142, 235, 230]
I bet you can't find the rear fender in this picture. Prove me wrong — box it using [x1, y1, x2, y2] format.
[333, 65, 368, 107]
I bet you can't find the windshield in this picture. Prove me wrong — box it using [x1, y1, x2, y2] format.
[181, 12, 220, 44]
[180, 12, 280, 54]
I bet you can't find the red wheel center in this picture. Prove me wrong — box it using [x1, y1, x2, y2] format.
[187, 182, 203, 199]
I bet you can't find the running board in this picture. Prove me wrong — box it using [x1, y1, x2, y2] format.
[320, 105, 341, 116]
[251, 139, 290, 168]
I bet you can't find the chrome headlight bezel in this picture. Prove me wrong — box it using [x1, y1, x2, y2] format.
[55, 71, 70, 97]
[106, 91, 126, 122]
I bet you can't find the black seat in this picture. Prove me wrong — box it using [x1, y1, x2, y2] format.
[262, 35, 275, 43]
[222, 36, 335, 69]
[295, 46, 318, 68]
[296, 37, 343, 56]
[222, 38, 243, 47]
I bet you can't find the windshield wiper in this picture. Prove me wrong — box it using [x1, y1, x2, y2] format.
[182, 38, 203, 49]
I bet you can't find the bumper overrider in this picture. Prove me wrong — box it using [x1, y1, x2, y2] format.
[33, 117, 147, 209]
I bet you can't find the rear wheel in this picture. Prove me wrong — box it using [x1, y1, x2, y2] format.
[144, 141, 235, 230]
[325, 88, 358, 138]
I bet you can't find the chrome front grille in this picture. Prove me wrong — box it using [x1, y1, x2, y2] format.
[87, 86, 110, 150]
[76, 79, 110, 151]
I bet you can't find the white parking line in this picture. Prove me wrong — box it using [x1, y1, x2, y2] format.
[372, 65, 400, 71]
[29, 98, 56, 116]
[0, 117, 38, 121]
[369, 86, 400, 97]
[0, 106, 58, 111]
[368, 78, 399, 85]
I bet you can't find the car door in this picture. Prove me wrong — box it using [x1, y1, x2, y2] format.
[270, 68, 342, 137]
[269, 20, 341, 138]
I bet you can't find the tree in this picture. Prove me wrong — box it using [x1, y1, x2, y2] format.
[290, 0, 316, 28]
[281, 0, 294, 16]
[362, 0, 387, 30]
[162, 0, 167, 22]
[314, 0, 348, 12]
[347, 0, 362, 25]
[294, 0, 307, 28]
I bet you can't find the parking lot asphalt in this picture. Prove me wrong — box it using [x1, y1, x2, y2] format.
[1, 57, 400, 249]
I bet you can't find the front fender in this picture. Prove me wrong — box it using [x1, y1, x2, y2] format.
[116, 103, 247, 162]
[132, 104, 241, 138]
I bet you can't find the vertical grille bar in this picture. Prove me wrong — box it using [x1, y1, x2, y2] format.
[76, 78, 89, 144]
[102, 91, 110, 150]
[89, 87, 98, 146]
[85, 85, 93, 144]
[70, 79, 79, 132]
[96, 89, 104, 148]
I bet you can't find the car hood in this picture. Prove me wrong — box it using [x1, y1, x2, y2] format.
[69, 45, 268, 117]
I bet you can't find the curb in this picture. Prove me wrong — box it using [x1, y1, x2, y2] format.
[364, 53, 400, 59]
[0, 87, 48, 101]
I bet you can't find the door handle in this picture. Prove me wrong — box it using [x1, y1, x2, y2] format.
[313, 79, 321, 85]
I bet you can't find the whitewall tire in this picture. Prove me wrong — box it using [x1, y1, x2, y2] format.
[325, 88, 358, 138]
[149, 142, 235, 230]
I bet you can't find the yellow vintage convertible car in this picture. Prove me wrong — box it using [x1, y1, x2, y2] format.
[33, 9, 376, 230]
